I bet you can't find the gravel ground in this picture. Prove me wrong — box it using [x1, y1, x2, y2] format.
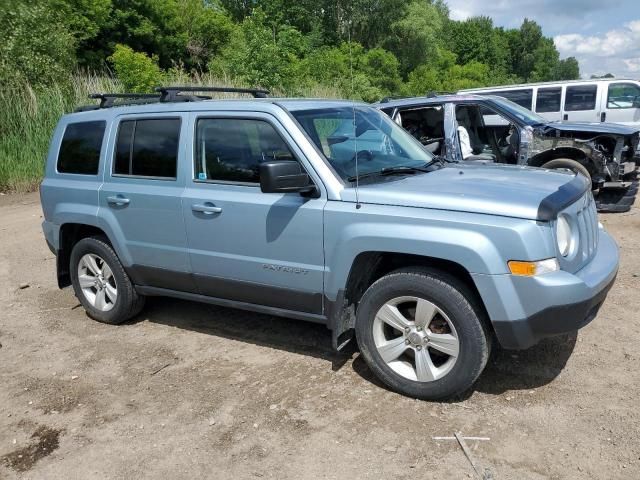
[0, 191, 639, 479]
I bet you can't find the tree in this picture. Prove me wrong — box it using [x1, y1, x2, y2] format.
[404, 50, 490, 95]
[554, 57, 580, 80]
[383, 0, 445, 75]
[0, 1, 76, 87]
[445, 16, 509, 73]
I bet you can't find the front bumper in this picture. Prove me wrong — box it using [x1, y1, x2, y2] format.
[472, 229, 619, 349]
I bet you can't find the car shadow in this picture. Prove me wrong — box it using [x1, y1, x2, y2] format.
[472, 332, 577, 397]
[132, 297, 576, 399]
[350, 332, 578, 401]
[132, 297, 356, 372]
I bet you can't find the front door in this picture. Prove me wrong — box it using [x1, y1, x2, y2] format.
[601, 81, 640, 126]
[182, 112, 326, 314]
[99, 113, 196, 292]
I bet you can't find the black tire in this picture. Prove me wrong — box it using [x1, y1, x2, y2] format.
[70, 236, 145, 324]
[541, 158, 592, 184]
[355, 267, 490, 400]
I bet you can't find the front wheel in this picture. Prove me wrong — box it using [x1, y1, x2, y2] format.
[70, 236, 145, 324]
[355, 268, 490, 400]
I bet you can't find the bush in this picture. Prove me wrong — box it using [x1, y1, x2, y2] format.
[0, 1, 75, 88]
[108, 45, 164, 93]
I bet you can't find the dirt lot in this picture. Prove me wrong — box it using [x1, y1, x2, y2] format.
[0, 192, 639, 480]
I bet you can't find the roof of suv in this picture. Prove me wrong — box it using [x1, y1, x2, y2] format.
[69, 97, 367, 118]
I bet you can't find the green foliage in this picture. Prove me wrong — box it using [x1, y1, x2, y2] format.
[555, 57, 581, 80]
[0, 74, 123, 192]
[0, 1, 76, 87]
[383, 1, 445, 75]
[108, 44, 163, 92]
[405, 50, 491, 95]
[1, 0, 585, 192]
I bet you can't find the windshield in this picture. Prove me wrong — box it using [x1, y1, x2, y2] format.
[292, 106, 434, 182]
[488, 96, 547, 126]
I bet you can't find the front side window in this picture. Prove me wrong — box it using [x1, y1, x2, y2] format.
[293, 106, 433, 181]
[114, 118, 180, 178]
[195, 118, 296, 183]
[607, 83, 640, 109]
[565, 85, 598, 111]
[57, 121, 106, 174]
[490, 89, 533, 109]
[536, 87, 562, 113]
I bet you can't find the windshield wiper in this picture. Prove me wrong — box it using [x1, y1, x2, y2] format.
[347, 164, 431, 182]
[428, 155, 455, 166]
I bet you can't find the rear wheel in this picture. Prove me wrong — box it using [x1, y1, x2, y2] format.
[70, 236, 145, 324]
[541, 158, 591, 184]
[355, 268, 490, 400]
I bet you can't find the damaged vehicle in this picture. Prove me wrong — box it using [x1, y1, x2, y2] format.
[374, 94, 639, 212]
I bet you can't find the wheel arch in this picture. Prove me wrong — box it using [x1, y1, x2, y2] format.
[57, 223, 115, 288]
[327, 251, 492, 350]
[529, 147, 594, 172]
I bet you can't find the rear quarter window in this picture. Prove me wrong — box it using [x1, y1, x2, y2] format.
[57, 121, 106, 175]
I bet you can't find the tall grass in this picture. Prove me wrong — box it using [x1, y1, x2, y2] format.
[0, 74, 123, 192]
[0, 72, 341, 192]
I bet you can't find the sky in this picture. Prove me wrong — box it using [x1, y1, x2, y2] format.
[446, 0, 640, 79]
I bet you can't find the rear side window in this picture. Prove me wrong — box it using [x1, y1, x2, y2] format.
[565, 85, 597, 111]
[195, 118, 296, 184]
[491, 89, 533, 109]
[57, 121, 106, 174]
[114, 118, 180, 178]
[535, 87, 561, 113]
[607, 83, 640, 109]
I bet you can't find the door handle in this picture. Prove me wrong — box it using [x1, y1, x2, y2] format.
[107, 195, 130, 206]
[600, 112, 606, 122]
[563, 114, 568, 121]
[192, 203, 222, 214]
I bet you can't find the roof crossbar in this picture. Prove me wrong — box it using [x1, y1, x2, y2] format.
[156, 86, 270, 102]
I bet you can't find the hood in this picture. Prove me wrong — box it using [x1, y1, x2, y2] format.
[340, 163, 589, 221]
[540, 121, 640, 136]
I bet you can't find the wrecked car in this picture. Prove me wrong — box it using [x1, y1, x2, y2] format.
[374, 94, 639, 212]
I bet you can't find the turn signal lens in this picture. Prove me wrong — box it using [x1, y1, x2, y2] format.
[508, 258, 559, 276]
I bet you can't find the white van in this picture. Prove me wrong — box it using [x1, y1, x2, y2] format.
[460, 79, 640, 127]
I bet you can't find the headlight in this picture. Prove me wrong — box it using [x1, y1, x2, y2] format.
[556, 214, 575, 257]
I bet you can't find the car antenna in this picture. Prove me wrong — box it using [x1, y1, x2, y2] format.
[348, 21, 361, 210]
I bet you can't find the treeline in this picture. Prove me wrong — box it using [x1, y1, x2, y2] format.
[1, 0, 580, 100]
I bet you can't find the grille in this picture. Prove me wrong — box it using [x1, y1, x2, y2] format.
[576, 193, 599, 264]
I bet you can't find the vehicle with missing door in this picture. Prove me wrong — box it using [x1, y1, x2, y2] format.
[41, 87, 619, 400]
[375, 94, 639, 212]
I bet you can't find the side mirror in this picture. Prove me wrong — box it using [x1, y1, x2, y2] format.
[259, 161, 314, 194]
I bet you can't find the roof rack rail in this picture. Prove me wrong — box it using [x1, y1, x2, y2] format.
[379, 95, 412, 103]
[89, 93, 160, 108]
[156, 86, 270, 102]
[426, 91, 454, 98]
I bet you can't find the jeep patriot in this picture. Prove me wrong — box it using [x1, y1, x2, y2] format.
[40, 87, 619, 400]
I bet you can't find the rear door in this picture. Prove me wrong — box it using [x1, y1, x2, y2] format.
[601, 81, 640, 126]
[181, 111, 326, 314]
[562, 84, 600, 122]
[99, 112, 196, 292]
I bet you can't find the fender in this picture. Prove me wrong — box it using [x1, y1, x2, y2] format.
[322, 202, 556, 348]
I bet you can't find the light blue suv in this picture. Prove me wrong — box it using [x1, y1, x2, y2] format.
[40, 87, 619, 400]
